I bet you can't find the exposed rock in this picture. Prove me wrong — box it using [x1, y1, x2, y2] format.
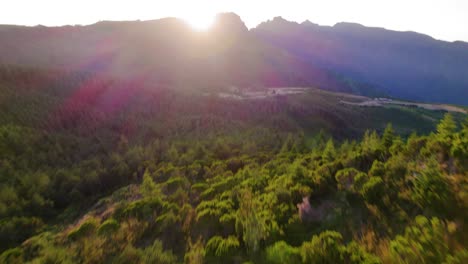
[297, 197, 335, 222]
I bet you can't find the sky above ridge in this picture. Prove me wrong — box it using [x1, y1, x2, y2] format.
[1, 0, 467, 42]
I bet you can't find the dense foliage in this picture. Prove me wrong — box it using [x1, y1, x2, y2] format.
[0, 66, 467, 263]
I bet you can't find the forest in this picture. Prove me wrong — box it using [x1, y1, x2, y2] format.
[0, 66, 467, 263]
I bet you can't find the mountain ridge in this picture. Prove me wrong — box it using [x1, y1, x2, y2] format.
[0, 13, 467, 104]
[2, 15, 467, 44]
[253, 16, 468, 105]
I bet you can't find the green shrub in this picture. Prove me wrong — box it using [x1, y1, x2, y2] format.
[97, 218, 119, 236]
[265, 241, 300, 264]
[67, 218, 98, 241]
[206, 236, 240, 258]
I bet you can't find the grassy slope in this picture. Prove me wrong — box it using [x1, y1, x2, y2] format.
[1, 70, 462, 143]
[1, 69, 467, 260]
[277, 88, 465, 139]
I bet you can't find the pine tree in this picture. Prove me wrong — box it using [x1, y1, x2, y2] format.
[382, 123, 395, 149]
[436, 114, 457, 144]
[322, 139, 336, 163]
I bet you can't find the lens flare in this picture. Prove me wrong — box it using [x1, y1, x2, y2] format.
[183, 14, 215, 31]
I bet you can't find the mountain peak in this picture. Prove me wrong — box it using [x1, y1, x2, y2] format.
[301, 20, 318, 27]
[333, 22, 365, 29]
[271, 16, 298, 25]
[272, 16, 287, 22]
[213, 12, 248, 33]
[255, 16, 300, 32]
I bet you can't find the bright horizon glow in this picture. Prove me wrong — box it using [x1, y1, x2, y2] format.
[183, 14, 215, 31]
[1, 0, 467, 42]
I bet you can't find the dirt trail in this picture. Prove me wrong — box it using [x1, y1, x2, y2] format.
[213, 87, 467, 114]
[215, 87, 307, 100]
[341, 98, 466, 114]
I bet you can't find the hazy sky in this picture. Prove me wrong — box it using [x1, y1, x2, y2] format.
[1, 0, 467, 42]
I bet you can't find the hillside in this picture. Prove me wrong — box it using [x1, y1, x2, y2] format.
[0, 65, 467, 263]
[0, 13, 468, 264]
[253, 17, 468, 105]
[0, 14, 366, 95]
[1, 14, 468, 104]
[0, 66, 462, 140]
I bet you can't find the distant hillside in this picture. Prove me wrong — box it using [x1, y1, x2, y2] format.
[253, 17, 468, 105]
[0, 14, 372, 95]
[1, 13, 467, 104]
[0, 66, 462, 141]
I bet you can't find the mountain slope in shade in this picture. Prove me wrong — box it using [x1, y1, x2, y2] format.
[253, 17, 468, 105]
[0, 13, 369, 94]
[1, 13, 467, 103]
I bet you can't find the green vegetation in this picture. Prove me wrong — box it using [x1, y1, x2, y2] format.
[0, 66, 467, 263]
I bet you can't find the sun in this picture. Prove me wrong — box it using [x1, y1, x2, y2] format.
[183, 14, 215, 31]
